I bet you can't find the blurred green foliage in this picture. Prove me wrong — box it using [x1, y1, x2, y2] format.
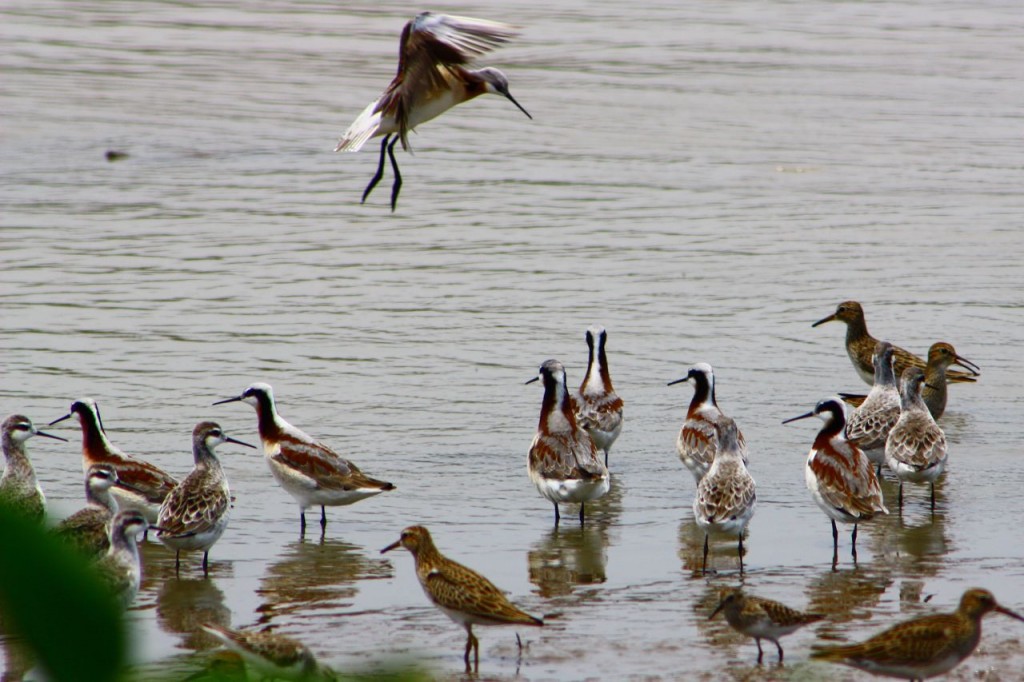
[0, 500, 127, 681]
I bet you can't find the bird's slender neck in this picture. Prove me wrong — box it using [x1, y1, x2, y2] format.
[1, 435, 36, 484]
[252, 394, 283, 440]
[844, 314, 870, 343]
[813, 412, 846, 450]
[410, 538, 442, 568]
[900, 382, 929, 412]
[688, 373, 716, 415]
[540, 378, 577, 434]
[582, 338, 613, 395]
[110, 526, 140, 561]
[79, 410, 114, 454]
[874, 355, 896, 388]
[87, 482, 117, 513]
[192, 440, 223, 470]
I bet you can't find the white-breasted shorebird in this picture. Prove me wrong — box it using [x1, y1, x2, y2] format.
[575, 325, 623, 467]
[54, 463, 141, 559]
[49, 398, 177, 525]
[157, 421, 255, 574]
[692, 417, 755, 574]
[668, 363, 748, 483]
[710, 588, 824, 663]
[95, 509, 150, 605]
[1, 414, 65, 521]
[527, 359, 610, 525]
[845, 341, 901, 471]
[335, 12, 532, 211]
[811, 588, 1024, 680]
[886, 367, 948, 510]
[200, 622, 334, 681]
[214, 383, 395, 534]
[382, 525, 542, 672]
[812, 301, 980, 387]
[783, 397, 887, 562]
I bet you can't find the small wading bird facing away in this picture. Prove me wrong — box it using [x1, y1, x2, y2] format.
[214, 383, 394, 535]
[157, 422, 255, 575]
[527, 359, 610, 526]
[709, 588, 825, 664]
[95, 509, 152, 606]
[811, 588, 1024, 680]
[1, 414, 66, 521]
[692, 417, 755, 574]
[885, 367, 947, 511]
[668, 363, 748, 483]
[812, 301, 979, 387]
[575, 326, 623, 468]
[201, 622, 335, 681]
[844, 341, 901, 473]
[335, 12, 532, 211]
[382, 525, 543, 672]
[783, 397, 887, 564]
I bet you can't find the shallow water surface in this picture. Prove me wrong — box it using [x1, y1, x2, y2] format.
[2, 0, 1023, 680]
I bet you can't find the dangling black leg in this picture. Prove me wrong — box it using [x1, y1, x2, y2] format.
[361, 135, 389, 204]
[898, 482, 904, 508]
[831, 519, 839, 551]
[702, 533, 709, 575]
[386, 135, 402, 212]
[755, 638, 764, 664]
[851, 524, 859, 563]
[775, 640, 784, 662]
[320, 506, 327, 530]
[579, 502, 585, 525]
[553, 502, 560, 526]
[738, 533, 745, 575]
[202, 550, 209, 575]
[300, 510, 307, 535]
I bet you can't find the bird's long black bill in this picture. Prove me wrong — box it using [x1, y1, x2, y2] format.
[48, 413, 72, 426]
[212, 396, 243, 406]
[504, 91, 532, 120]
[782, 411, 815, 425]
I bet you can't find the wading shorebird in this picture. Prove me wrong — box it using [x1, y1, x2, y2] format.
[710, 588, 824, 663]
[54, 463, 142, 559]
[811, 588, 1024, 680]
[843, 341, 979, 420]
[885, 367, 947, 510]
[527, 359, 610, 526]
[335, 12, 532, 211]
[845, 341, 901, 472]
[692, 418, 755, 574]
[49, 398, 177, 525]
[575, 326, 623, 468]
[214, 383, 394, 535]
[668, 363, 748, 483]
[783, 397, 887, 563]
[157, 422, 255, 574]
[200, 622, 334, 681]
[1, 414, 65, 521]
[382, 525, 543, 672]
[812, 301, 979, 387]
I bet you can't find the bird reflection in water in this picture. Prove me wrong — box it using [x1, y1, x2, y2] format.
[677, 518, 747, 578]
[256, 538, 392, 624]
[528, 525, 608, 599]
[805, 562, 893, 633]
[156, 577, 231, 652]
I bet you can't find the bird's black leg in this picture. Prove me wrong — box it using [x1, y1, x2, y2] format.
[775, 640, 784, 662]
[604, 450, 609, 468]
[300, 511, 307, 535]
[851, 524, 859, 563]
[579, 502, 585, 525]
[738, 533, 745, 574]
[898, 482, 904, 508]
[387, 135, 402, 212]
[175, 550, 180, 574]
[361, 135, 390, 204]
[702, 533, 709, 575]
[831, 519, 839, 551]
[553, 502, 560, 526]
[203, 550, 209, 575]
[930, 483, 936, 511]
[320, 506, 327, 530]
[755, 638, 764, 664]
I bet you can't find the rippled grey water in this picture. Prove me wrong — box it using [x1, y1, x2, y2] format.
[2, 1, 1023, 679]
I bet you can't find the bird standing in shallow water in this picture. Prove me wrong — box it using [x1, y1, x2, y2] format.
[201, 622, 334, 681]
[55, 463, 141, 559]
[527, 359, 610, 526]
[811, 588, 1024, 680]
[845, 341, 901, 473]
[668, 363, 747, 483]
[157, 421, 255, 574]
[335, 12, 532, 211]
[1, 414, 65, 521]
[783, 397, 887, 564]
[382, 525, 542, 673]
[692, 418, 755, 574]
[214, 383, 394, 535]
[575, 326, 623, 468]
[812, 301, 979, 387]
[709, 588, 824, 663]
[885, 367, 947, 510]
[95, 509, 150, 605]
